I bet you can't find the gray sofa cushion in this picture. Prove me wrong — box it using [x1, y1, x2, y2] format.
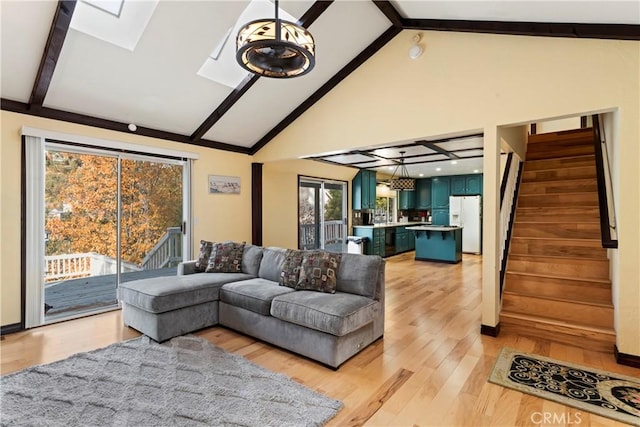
[119, 272, 254, 313]
[270, 291, 378, 337]
[220, 278, 295, 316]
[242, 245, 264, 276]
[336, 253, 383, 299]
[258, 247, 287, 282]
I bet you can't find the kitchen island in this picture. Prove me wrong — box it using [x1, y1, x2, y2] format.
[406, 225, 463, 263]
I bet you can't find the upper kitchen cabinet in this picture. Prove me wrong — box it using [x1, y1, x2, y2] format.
[398, 190, 416, 210]
[415, 178, 432, 209]
[465, 174, 483, 195]
[352, 170, 377, 210]
[431, 176, 451, 209]
[451, 174, 483, 195]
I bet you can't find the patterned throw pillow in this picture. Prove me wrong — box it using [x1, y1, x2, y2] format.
[205, 241, 246, 273]
[296, 251, 341, 294]
[195, 240, 214, 272]
[279, 249, 305, 288]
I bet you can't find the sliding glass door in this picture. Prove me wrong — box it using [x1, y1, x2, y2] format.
[40, 144, 187, 323]
[298, 177, 347, 252]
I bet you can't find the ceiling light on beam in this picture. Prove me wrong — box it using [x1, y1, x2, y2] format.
[236, 0, 315, 78]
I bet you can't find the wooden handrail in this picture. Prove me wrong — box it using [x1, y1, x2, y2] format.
[591, 115, 618, 249]
[500, 153, 513, 209]
[500, 160, 524, 294]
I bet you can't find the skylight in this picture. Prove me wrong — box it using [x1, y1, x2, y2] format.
[197, 0, 299, 88]
[82, 0, 124, 18]
[70, 0, 158, 51]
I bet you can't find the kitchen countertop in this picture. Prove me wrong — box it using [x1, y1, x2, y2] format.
[353, 221, 429, 228]
[406, 225, 462, 231]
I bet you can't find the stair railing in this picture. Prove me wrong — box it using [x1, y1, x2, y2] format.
[499, 153, 523, 294]
[591, 115, 618, 248]
[140, 227, 183, 270]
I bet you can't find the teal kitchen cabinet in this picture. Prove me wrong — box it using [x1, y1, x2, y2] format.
[465, 174, 482, 195]
[352, 170, 377, 210]
[415, 178, 431, 209]
[431, 176, 450, 209]
[395, 226, 409, 253]
[450, 174, 483, 195]
[450, 176, 466, 195]
[353, 226, 385, 256]
[398, 190, 416, 210]
[432, 209, 450, 226]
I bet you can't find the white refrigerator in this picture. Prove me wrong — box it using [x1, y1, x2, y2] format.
[449, 195, 482, 254]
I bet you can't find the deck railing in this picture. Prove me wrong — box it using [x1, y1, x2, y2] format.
[44, 253, 141, 283]
[45, 227, 182, 283]
[299, 220, 345, 250]
[140, 227, 183, 270]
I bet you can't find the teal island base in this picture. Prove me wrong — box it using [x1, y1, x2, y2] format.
[406, 226, 463, 264]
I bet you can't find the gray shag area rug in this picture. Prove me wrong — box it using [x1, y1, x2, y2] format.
[1, 335, 343, 426]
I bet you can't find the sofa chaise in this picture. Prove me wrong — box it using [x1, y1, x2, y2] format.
[119, 244, 385, 368]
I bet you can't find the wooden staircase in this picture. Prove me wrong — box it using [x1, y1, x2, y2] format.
[500, 128, 615, 352]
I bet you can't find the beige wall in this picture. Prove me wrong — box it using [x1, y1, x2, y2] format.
[254, 31, 640, 356]
[0, 111, 253, 326]
[262, 159, 356, 249]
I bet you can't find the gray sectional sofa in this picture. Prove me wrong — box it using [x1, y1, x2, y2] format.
[119, 245, 385, 368]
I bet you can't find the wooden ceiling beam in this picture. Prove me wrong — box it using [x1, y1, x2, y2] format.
[189, 1, 334, 143]
[372, 1, 404, 28]
[2, 98, 250, 154]
[401, 19, 640, 40]
[29, 0, 77, 109]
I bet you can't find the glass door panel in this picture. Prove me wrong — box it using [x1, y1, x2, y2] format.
[44, 150, 118, 321]
[299, 178, 347, 252]
[299, 181, 321, 250]
[322, 182, 346, 253]
[119, 158, 183, 283]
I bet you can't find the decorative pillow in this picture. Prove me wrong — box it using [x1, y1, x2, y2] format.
[296, 251, 341, 294]
[205, 241, 246, 273]
[279, 249, 305, 288]
[195, 240, 214, 272]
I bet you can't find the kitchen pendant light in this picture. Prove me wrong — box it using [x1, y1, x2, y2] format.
[236, 0, 315, 78]
[389, 151, 415, 191]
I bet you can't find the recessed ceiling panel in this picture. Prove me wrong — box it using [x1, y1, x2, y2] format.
[433, 136, 483, 151]
[202, 1, 391, 147]
[404, 154, 450, 163]
[322, 153, 375, 164]
[44, 1, 250, 135]
[372, 157, 484, 179]
[456, 149, 484, 158]
[392, 1, 640, 25]
[0, 1, 58, 102]
[370, 145, 436, 158]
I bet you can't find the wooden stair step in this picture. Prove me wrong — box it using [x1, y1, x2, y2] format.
[523, 155, 596, 172]
[512, 222, 601, 239]
[517, 192, 598, 208]
[519, 178, 597, 195]
[510, 237, 608, 259]
[528, 128, 594, 145]
[501, 292, 613, 328]
[504, 271, 611, 304]
[507, 254, 609, 281]
[526, 141, 595, 161]
[499, 312, 616, 353]
[515, 206, 600, 222]
[522, 165, 596, 182]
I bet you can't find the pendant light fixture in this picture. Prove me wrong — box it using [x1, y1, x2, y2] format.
[389, 151, 415, 191]
[236, 0, 315, 78]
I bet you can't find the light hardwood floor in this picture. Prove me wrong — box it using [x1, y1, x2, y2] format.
[2, 252, 639, 426]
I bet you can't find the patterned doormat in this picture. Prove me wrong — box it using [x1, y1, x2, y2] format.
[489, 347, 640, 425]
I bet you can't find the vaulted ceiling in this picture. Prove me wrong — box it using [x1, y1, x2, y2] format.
[2, 1, 639, 156]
